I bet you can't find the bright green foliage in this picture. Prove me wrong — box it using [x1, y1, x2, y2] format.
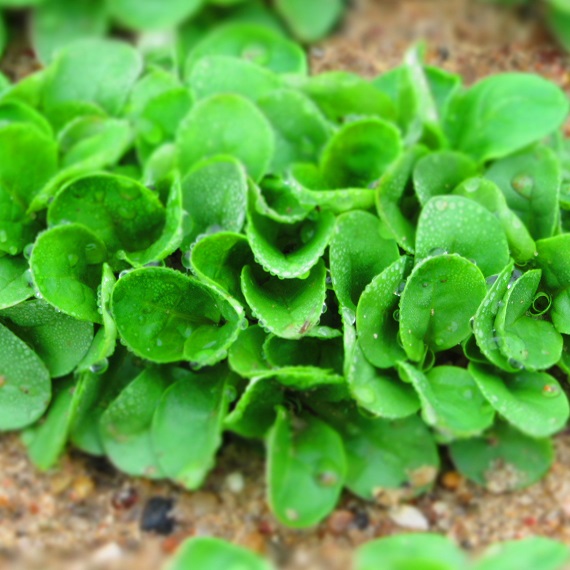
[165, 537, 273, 570]
[356, 533, 467, 570]
[267, 407, 346, 528]
[1, 15, 570, 539]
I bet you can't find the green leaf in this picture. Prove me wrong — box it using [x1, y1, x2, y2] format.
[42, 38, 142, 126]
[275, 0, 343, 42]
[177, 93, 274, 182]
[100, 366, 175, 478]
[536, 234, 570, 289]
[181, 155, 247, 248]
[258, 88, 331, 173]
[486, 145, 561, 240]
[415, 195, 510, 277]
[76, 263, 117, 372]
[445, 73, 569, 162]
[494, 269, 562, 370]
[0, 256, 33, 310]
[356, 256, 412, 368]
[112, 267, 244, 366]
[296, 71, 396, 123]
[473, 537, 570, 570]
[240, 261, 326, 339]
[109, 0, 204, 30]
[450, 421, 554, 491]
[413, 150, 478, 205]
[264, 334, 343, 374]
[29, 116, 133, 213]
[224, 376, 283, 439]
[399, 254, 487, 360]
[0, 123, 57, 255]
[320, 117, 402, 189]
[453, 177, 537, 264]
[376, 145, 427, 252]
[289, 164, 376, 214]
[472, 260, 518, 371]
[267, 408, 346, 528]
[322, 403, 439, 500]
[330, 211, 399, 311]
[246, 199, 334, 279]
[165, 537, 273, 570]
[48, 173, 166, 268]
[188, 55, 281, 102]
[70, 349, 143, 455]
[346, 326, 420, 418]
[118, 177, 183, 267]
[0, 322, 51, 430]
[1, 299, 93, 378]
[31, 0, 108, 64]
[469, 363, 569, 438]
[552, 288, 570, 334]
[184, 22, 307, 77]
[398, 363, 495, 439]
[190, 231, 253, 307]
[151, 365, 232, 489]
[24, 376, 77, 470]
[356, 534, 467, 570]
[30, 223, 107, 323]
[228, 325, 272, 378]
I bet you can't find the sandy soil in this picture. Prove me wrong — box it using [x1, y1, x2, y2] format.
[2, 1, 570, 569]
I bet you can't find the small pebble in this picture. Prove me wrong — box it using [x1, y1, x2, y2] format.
[91, 542, 123, 565]
[389, 505, 429, 530]
[225, 471, 245, 494]
[70, 475, 95, 502]
[140, 497, 176, 535]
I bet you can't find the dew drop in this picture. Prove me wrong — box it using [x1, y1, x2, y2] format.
[392, 309, 400, 322]
[428, 247, 447, 257]
[23, 243, 34, 259]
[507, 357, 525, 370]
[464, 179, 480, 193]
[394, 280, 406, 296]
[89, 358, 109, 375]
[0, 230, 7, 243]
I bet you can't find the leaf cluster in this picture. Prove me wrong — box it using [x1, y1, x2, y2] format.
[0, 14, 569, 530]
[0, 0, 344, 69]
[165, 534, 570, 570]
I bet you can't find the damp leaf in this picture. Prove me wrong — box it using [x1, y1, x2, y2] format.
[111, 267, 243, 366]
[267, 407, 345, 528]
[320, 117, 402, 189]
[151, 365, 233, 489]
[414, 195, 510, 277]
[469, 363, 569, 438]
[399, 254, 487, 360]
[240, 261, 326, 340]
[30, 223, 107, 323]
[0, 322, 51, 431]
[450, 421, 554, 491]
[445, 73, 569, 162]
[330, 210, 400, 312]
[177, 93, 274, 182]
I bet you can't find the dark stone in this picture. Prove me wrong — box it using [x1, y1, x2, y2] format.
[140, 497, 175, 535]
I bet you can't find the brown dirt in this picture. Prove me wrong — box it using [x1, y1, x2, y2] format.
[2, 1, 570, 569]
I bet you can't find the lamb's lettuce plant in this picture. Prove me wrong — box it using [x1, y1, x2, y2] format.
[165, 534, 570, 570]
[0, 6, 570, 540]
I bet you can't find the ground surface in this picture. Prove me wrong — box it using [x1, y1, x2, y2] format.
[2, 1, 570, 569]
